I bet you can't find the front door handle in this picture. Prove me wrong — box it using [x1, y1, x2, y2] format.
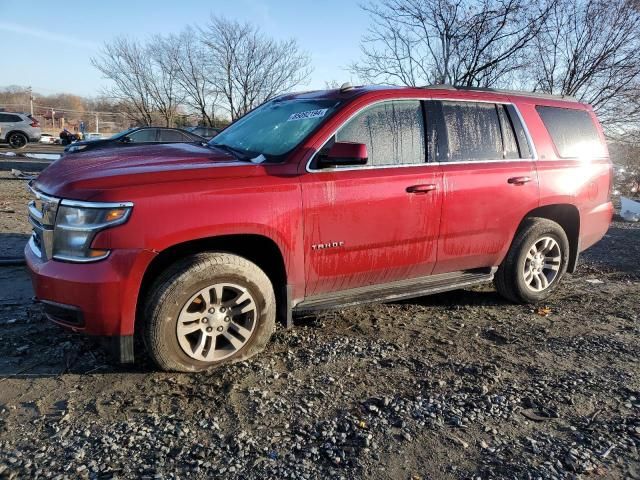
[508, 176, 532, 185]
[406, 184, 437, 194]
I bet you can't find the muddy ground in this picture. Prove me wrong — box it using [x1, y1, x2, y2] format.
[0, 167, 638, 479]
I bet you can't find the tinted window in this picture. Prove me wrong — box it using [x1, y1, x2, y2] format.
[158, 130, 190, 142]
[505, 105, 532, 158]
[0, 113, 20, 122]
[442, 101, 502, 162]
[335, 100, 425, 167]
[536, 106, 604, 158]
[497, 105, 519, 159]
[127, 129, 157, 143]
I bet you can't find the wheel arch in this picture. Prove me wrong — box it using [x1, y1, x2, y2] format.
[135, 234, 289, 332]
[519, 204, 581, 273]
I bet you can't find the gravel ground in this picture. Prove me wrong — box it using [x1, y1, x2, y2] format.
[0, 174, 638, 479]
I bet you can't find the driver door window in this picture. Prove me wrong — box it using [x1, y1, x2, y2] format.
[330, 100, 426, 167]
[128, 129, 158, 143]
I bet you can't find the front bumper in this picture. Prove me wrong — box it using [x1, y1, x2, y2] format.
[25, 240, 156, 337]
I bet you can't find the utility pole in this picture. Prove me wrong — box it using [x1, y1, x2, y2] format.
[95, 113, 99, 134]
[27, 86, 33, 116]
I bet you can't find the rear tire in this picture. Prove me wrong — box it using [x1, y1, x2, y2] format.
[495, 218, 569, 303]
[8, 132, 28, 149]
[143, 252, 276, 372]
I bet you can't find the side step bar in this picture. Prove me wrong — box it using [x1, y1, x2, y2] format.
[294, 268, 497, 312]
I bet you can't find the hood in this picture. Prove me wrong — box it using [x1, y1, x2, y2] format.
[35, 143, 256, 199]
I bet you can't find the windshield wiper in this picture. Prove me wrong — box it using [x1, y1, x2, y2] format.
[209, 143, 251, 161]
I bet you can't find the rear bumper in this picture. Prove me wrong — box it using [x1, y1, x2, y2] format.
[25, 241, 156, 336]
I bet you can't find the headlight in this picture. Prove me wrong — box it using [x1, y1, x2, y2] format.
[67, 144, 88, 153]
[53, 200, 133, 262]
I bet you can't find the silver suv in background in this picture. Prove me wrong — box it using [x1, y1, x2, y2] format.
[0, 112, 42, 148]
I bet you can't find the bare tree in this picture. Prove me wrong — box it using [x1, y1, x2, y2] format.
[91, 37, 156, 125]
[92, 37, 183, 127]
[527, 0, 640, 132]
[158, 28, 219, 126]
[148, 37, 184, 127]
[201, 16, 312, 120]
[351, 0, 552, 87]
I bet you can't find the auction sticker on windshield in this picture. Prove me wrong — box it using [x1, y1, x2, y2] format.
[287, 109, 328, 121]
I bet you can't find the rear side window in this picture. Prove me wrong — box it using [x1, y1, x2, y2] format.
[0, 113, 21, 122]
[442, 101, 503, 161]
[335, 100, 425, 167]
[536, 106, 604, 158]
[497, 105, 519, 159]
[158, 130, 190, 142]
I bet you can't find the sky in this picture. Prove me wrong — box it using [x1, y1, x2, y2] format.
[0, 0, 368, 97]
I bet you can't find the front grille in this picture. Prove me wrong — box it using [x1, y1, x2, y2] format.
[27, 185, 59, 261]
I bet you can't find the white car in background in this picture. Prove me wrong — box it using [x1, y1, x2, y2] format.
[39, 133, 58, 144]
[84, 132, 104, 140]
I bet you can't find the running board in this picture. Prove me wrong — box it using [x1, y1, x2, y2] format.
[294, 268, 497, 312]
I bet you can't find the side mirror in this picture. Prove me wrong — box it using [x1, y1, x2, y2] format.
[317, 142, 368, 168]
[120, 136, 132, 143]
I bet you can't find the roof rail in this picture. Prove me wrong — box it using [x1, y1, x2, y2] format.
[420, 84, 578, 102]
[421, 84, 457, 91]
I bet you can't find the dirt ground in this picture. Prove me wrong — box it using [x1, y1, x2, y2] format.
[0, 168, 638, 479]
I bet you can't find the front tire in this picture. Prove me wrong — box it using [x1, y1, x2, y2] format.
[495, 218, 569, 303]
[143, 252, 276, 372]
[8, 132, 28, 149]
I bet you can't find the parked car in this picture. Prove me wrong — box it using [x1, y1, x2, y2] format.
[26, 85, 613, 372]
[183, 126, 222, 140]
[0, 112, 41, 148]
[63, 126, 206, 154]
[39, 133, 58, 144]
[84, 132, 104, 141]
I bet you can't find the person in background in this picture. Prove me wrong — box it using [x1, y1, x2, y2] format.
[59, 128, 72, 145]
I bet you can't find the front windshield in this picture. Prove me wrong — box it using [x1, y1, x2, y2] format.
[210, 98, 340, 158]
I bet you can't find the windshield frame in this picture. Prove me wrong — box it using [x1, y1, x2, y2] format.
[208, 97, 343, 163]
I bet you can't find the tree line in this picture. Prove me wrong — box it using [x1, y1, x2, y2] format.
[351, 0, 640, 137]
[91, 17, 311, 127]
[88, 1, 639, 139]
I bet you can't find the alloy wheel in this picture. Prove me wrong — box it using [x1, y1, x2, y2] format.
[176, 282, 257, 361]
[522, 236, 562, 292]
[9, 133, 27, 148]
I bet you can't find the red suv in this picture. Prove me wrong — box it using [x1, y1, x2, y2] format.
[25, 85, 613, 372]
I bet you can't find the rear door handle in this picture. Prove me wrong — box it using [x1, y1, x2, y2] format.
[508, 176, 532, 185]
[406, 184, 437, 194]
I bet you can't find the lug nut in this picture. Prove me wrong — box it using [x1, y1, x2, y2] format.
[208, 308, 215, 314]
[206, 327, 213, 333]
[220, 307, 226, 313]
[224, 316, 230, 322]
[216, 326, 224, 332]
[202, 317, 208, 323]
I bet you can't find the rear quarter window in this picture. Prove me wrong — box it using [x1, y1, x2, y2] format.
[536, 106, 605, 159]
